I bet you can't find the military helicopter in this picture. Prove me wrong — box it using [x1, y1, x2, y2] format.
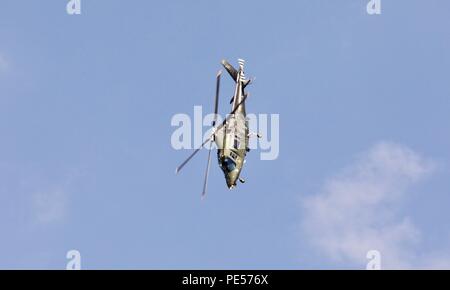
[175, 59, 260, 198]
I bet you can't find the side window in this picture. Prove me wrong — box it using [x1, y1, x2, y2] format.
[234, 139, 240, 149]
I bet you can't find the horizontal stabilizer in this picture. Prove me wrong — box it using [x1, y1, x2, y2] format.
[221, 59, 238, 82]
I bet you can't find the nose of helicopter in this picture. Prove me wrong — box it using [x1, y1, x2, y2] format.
[226, 171, 238, 189]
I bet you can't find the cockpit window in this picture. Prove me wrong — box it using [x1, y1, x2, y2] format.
[222, 158, 236, 172]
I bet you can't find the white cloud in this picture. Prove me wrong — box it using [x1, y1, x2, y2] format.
[301, 141, 443, 269]
[32, 188, 68, 225]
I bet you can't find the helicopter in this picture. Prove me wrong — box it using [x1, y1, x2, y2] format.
[175, 59, 261, 199]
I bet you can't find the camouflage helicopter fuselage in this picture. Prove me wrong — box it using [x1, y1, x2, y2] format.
[214, 59, 251, 188]
[175, 58, 255, 197]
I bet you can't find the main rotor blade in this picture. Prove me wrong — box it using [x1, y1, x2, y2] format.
[175, 138, 211, 174]
[201, 140, 214, 199]
[213, 70, 222, 126]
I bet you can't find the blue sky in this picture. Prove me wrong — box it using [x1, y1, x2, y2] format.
[1, 0, 449, 269]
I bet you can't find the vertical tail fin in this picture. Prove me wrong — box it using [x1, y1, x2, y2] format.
[222, 59, 250, 87]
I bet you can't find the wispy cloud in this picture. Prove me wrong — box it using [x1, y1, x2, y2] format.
[0, 165, 78, 227]
[32, 188, 68, 225]
[300, 141, 448, 269]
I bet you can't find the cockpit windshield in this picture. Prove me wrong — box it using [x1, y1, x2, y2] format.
[222, 158, 236, 172]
